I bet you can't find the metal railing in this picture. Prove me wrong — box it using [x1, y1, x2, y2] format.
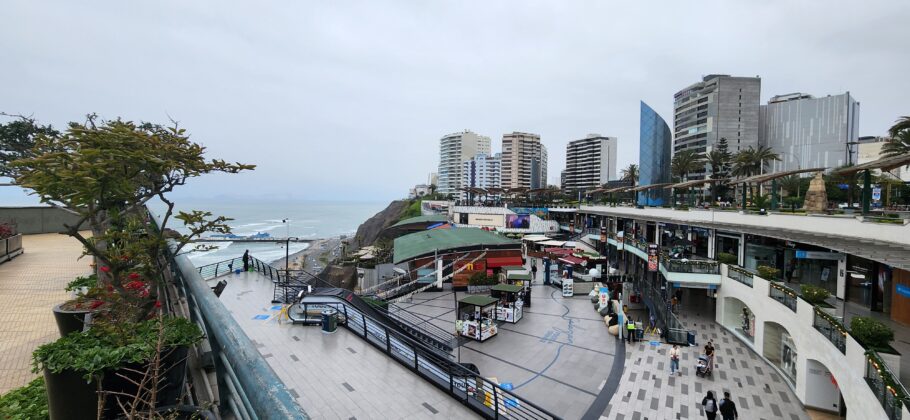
[288, 300, 561, 420]
[769, 282, 798, 312]
[812, 307, 847, 354]
[726, 266, 754, 287]
[661, 256, 720, 274]
[159, 224, 307, 419]
[634, 275, 689, 345]
[0, 233, 23, 264]
[866, 351, 910, 420]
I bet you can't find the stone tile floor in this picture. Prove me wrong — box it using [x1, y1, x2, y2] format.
[0, 233, 92, 393]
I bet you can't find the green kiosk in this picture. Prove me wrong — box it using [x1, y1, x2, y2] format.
[456, 295, 499, 342]
[491, 283, 524, 323]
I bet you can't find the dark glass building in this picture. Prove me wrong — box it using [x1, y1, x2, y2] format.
[638, 101, 672, 206]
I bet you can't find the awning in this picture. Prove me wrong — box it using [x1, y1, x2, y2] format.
[486, 256, 524, 268]
[521, 234, 551, 242]
[544, 248, 574, 255]
[558, 256, 586, 265]
[539, 240, 566, 247]
[492, 283, 524, 293]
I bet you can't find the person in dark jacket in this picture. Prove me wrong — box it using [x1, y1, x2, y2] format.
[242, 250, 250, 271]
[701, 391, 718, 419]
[719, 391, 738, 420]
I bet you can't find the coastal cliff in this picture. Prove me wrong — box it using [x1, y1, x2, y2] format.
[351, 199, 410, 249]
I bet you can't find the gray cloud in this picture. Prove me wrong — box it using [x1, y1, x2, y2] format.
[2, 0, 908, 203]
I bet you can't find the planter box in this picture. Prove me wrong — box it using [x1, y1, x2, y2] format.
[52, 303, 91, 336]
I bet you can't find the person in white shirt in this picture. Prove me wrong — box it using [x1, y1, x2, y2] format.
[669, 344, 681, 376]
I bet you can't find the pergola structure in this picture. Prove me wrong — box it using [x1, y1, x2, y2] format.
[663, 178, 730, 207]
[728, 167, 828, 209]
[626, 183, 674, 206]
[833, 154, 910, 214]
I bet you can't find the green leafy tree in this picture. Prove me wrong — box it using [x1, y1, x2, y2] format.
[829, 164, 861, 208]
[14, 115, 254, 320]
[621, 164, 638, 185]
[888, 116, 910, 138]
[707, 137, 732, 201]
[882, 130, 910, 158]
[0, 114, 59, 180]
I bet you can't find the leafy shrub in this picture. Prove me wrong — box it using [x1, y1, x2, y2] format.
[851, 317, 894, 350]
[716, 252, 737, 265]
[757, 265, 780, 280]
[64, 274, 98, 293]
[468, 272, 496, 286]
[800, 284, 831, 305]
[0, 377, 48, 420]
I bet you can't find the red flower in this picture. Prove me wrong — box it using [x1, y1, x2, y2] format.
[125, 280, 145, 290]
[139, 289, 150, 298]
[128, 272, 140, 280]
[154, 301, 162, 308]
[89, 300, 104, 309]
[106, 285, 114, 292]
[100, 266, 110, 273]
[121, 255, 131, 261]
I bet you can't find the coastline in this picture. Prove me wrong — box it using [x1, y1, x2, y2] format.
[269, 236, 343, 271]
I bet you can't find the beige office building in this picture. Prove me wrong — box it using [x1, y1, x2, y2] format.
[501, 132, 547, 190]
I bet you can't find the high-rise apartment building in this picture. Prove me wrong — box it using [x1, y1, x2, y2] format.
[673, 74, 761, 179]
[760, 92, 860, 173]
[437, 131, 491, 195]
[461, 153, 501, 200]
[563, 134, 617, 194]
[639, 102, 673, 206]
[501, 132, 547, 190]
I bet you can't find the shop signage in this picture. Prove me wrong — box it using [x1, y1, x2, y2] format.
[617, 231, 624, 245]
[795, 250, 844, 261]
[647, 244, 659, 272]
[896, 284, 910, 298]
[600, 226, 607, 243]
[872, 188, 882, 201]
[599, 287, 610, 307]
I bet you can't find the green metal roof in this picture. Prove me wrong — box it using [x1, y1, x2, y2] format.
[500, 266, 525, 272]
[390, 214, 448, 228]
[491, 284, 523, 293]
[393, 228, 518, 263]
[458, 295, 499, 307]
[507, 273, 531, 281]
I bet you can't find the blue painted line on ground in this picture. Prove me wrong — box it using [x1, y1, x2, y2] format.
[270, 305, 283, 311]
[513, 289, 575, 391]
[253, 314, 270, 320]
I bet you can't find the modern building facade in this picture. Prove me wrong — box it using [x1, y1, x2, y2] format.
[501, 132, 547, 190]
[760, 92, 861, 174]
[461, 153, 501, 200]
[437, 131, 491, 195]
[673, 74, 761, 179]
[639, 102, 672, 206]
[563, 134, 618, 194]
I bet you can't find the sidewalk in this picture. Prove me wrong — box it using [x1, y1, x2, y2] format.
[0, 233, 92, 393]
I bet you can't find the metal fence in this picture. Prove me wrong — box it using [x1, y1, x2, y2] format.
[726, 266, 754, 287]
[768, 282, 798, 312]
[812, 308, 847, 354]
[0, 233, 23, 264]
[662, 258, 719, 274]
[634, 275, 689, 345]
[866, 352, 909, 420]
[288, 300, 561, 420]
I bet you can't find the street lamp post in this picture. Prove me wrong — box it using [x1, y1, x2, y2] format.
[285, 237, 299, 271]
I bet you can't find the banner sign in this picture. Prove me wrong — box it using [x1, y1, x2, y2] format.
[647, 243, 659, 272]
[600, 226, 607, 243]
[795, 250, 844, 261]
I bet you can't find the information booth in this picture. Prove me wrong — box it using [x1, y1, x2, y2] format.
[456, 295, 499, 342]
[491, 283, 524, 323]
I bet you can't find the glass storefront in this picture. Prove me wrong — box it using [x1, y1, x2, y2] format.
[846, 255, 892, 313]
[782, 248, 841, 295]
[715, 233, 740, 261]
[744, 235, 786, 277]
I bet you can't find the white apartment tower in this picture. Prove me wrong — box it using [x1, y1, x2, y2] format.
[563, 134, 617, 194]
[501, 132, 547, 190]
[461, 153, 501, 200]
[437, 131, 491, 195]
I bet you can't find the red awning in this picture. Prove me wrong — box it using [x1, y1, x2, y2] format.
[558, 256, 586, 265]
[486, 256, 523, 268]
[544, 248, 574, 255]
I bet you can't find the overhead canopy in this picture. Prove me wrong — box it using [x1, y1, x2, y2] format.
[521, 234, 551, 242]
[539, 240, 566, 247]
[832, 154, 910, 175]
[729, 167, 827, 185]
[393, 228, 518, 263]
[666, 178, 730, 189]
[604, 186, 632, 193]
[506, 273, 532, 281]
[627, 183, 674, 192]
[389, 214, 448, 228]
[492, 283, 524, 293]
[459, 295, 499, 307]
[558, 256, 586, 265]
[487, 257, 524, 268]
[500, 265, 526, 272]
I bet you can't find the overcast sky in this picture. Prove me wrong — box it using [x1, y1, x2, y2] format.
[2, 1, 908, 204]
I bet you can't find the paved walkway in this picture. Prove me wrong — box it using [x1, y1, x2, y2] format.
[603, 291, 811, 420]
[0, 233, 92, 393]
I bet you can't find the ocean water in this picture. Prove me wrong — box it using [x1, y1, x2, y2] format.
[159, 200, 387, 267]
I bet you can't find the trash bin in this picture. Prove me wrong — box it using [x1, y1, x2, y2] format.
[321, 308, 338, 334]
[636, 328, 644, 340]
[687, 330, 696, 346]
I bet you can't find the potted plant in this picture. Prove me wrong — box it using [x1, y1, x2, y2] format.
[756, 265, 780, 281]
[800, 284, 833, 308]
[52, 274, 100, 336]
[0, 377, 48, 420]
[850, 316, 895, 352]
[716, 252, 737, 265]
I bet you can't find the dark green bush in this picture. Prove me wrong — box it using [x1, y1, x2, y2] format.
[716, 252, 737, 265]
[851, 316, 894, 350]
[800, 284, 831, 305]
[757, 265, 780, 280]
[0, 377, 48, 420]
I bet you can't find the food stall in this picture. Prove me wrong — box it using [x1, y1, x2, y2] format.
[456, 295, 499, 342]
[491, 283, 524, 323]
[505, 271, 532, 307]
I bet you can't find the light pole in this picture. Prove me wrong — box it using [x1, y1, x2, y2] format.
[285, 237, 299, 271]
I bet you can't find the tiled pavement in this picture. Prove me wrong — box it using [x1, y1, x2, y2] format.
[602, 297, 810, 420]
[0, 233, 92, 393]
[214, 271, 480, 419]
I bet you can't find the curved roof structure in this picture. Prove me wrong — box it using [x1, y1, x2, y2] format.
[393, 228, 519, 263]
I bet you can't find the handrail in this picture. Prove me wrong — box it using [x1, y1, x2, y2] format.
[153, 213, 307, 419]
[768, 281, 798, 312]
[866, 350, 910, 420]
[289, 299, 561, 420]
[726, 265, 754, 287]
[812, 306, 847, 354]
[358, 258, 436, 295]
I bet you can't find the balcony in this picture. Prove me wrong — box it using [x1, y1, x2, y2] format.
[768, 281, 798, 312]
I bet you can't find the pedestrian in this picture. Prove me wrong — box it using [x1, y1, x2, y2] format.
[705, 340, 716, 371]
[242, 249, 250, 272]
[626, 317, 636, 343]
[719, 391, 738, 420]
[669, 344, 681, 376]
[701, 391, 719, 420]
[531, 264, 538, 281]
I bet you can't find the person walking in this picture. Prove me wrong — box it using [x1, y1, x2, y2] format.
[701, 391, 719, 420]
[242, 250, 250, 272]
[531, 263, 538, 281]
[718, 391, 738, 420]
[669, 344, 681, 376]
[705, 340, 716, 372]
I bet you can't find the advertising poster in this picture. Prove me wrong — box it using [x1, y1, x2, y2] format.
[511, 207, 549, 218]
[647, 243, 659, 272]
[506, 214, 531, 229]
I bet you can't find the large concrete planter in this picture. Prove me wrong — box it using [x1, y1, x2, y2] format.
[52, 303, 90, 336]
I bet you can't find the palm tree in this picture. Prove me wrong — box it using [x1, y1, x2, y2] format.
[778, 175, 802, 199]
[671, 150, 705, 206]
[752, 145, 781, 173]
[882, 130, 910, 158]
[621, 164, 639, 185]
[889, 116, 910, 138]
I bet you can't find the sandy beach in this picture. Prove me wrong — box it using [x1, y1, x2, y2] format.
[271, 236, 345, 271]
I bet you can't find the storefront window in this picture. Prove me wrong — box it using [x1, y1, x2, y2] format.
[715, 233, 740, 262]
[783, 248, 841, 295]
[692, 227, 710, 258]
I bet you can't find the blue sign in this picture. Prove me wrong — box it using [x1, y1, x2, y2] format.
[897, 284, 910, 299]
[795, 250, 807, 258]
[500, 382, 513, 391]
